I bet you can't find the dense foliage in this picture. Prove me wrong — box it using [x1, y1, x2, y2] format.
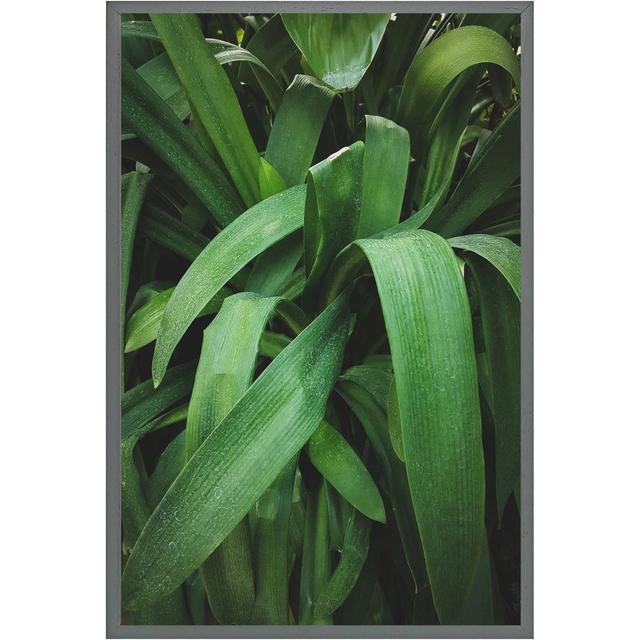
[120, 11, 522, 626]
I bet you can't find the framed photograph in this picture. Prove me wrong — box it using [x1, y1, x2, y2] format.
[107, 2, 533, 637]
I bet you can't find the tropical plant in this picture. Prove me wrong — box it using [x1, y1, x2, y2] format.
[119, 11, 522, 626]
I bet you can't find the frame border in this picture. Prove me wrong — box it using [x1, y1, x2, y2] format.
[106, 2, 533, 637]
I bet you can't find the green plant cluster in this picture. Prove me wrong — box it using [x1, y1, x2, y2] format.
[120, 12, 522, 626]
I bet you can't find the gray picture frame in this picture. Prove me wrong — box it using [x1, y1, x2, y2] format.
[106, 3, 533, 637]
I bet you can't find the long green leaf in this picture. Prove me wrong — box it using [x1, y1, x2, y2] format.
[303, 142, 364, 308]
[307, 420, 386, 523]
[266, 75, 335, 187]
[121, 59, 242, 227]
[358, 115, 410, 237]
[121, 171, 153, 354]
[282, 14, 390, 91]
[396, 26, 520, 152]
[328, 231, 485, 622]
[336, 379, 430, 596]
[183, 293, 286, 623]
[139, 203, 209, 262]
[426, 102, 521, 237]
[152, 185, 307, 386]
[299, 481, 332, 624]
[151, 14, 261, 206]
[418, 68, 481, 209]
[122, 294, 350, 610]
[251, 459, 298, 624]
[465, 254, 520, 519]
[449, 233, 521, 299]
[313, 508, 371, 618]
[247, 74, 334, 300]
[124, 285, 231, 353]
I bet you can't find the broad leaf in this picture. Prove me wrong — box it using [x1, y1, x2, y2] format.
[307, 420, 386, 523]
[122, 294, 350, 610]
[122, 59, 242, 227]
[396, 26, 520, 152]
[151, 14, 262, 206]
[152, 185, 306, 386]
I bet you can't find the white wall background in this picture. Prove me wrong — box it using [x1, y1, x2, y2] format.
[0, 0, 637, 637]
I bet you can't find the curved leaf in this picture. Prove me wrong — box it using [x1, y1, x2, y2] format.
[124, 286, 231, 353]
[122, 59, 242, 227]
[396, 26, 520, 151]
[265, 74, 336, 187]
[359, 115, 410, 237]
[449, 233, 521, 299]
[465, 255, 520, 520]
[122, 294, 350, 610]
[303, 142, 364, 308]
[426, 102, 521, 237]
[251, 459, 298, 624]
[329, 230, 485, 622]
[307, 420, 386, 523]
[152, 185, 307, 386]
[121, 171, 153, 350]
[313, 508, 370, 618]
[282, 14, 390, 91]
[299, 481, 332, 624]
[151, 14, 261, 206]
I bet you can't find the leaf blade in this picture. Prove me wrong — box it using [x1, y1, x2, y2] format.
[122, 294, 350, 610]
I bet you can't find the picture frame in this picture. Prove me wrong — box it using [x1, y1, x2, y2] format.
[106, 3, 533, 637]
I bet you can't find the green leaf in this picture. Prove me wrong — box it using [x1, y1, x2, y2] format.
[124, 285, 231, 353]
[465, 254, 520, 519]
[146, 431, 186, 509]
[130, 45, 283, 127]
[122, 294, 350, 610]
[329, 231, 485, 622]
[358, 115, 410, 237]
[151, 14, 262, 207]
[282, 14, 391, 91]
[336, 379, 430, 595]
[121, 59, 242, 227]
[245, 231, 302, 297]
[299, 481, 332, 624]
[121, 405, 191, 624]
[449, 234, 521, 299]
[387, 376, 405, 461]
[418, 68, 481, 209]
[396, 26, 520, 152]
[247, 72, 335, 300]
[122, 362, 196, 441]
[121, 172, 153, 341]
[184, 292, 283, 460]
[313, 508, 371, 618]
[138, 203, 209, 262]
[307, 420, 386, 523]
[258, 157, 288, 200]
[239, 15, 298, 86]
[152, 185, 307, 386]
[303, 142, 364, 308]
[426, 102, 521, 237]
[251, 459, 298, 624]
[265, 75, 335, 187]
